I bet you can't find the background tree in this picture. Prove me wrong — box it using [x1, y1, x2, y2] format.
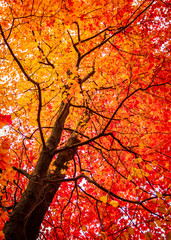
[0, 0, 171, 239]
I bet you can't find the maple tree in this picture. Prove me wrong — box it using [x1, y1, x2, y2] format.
[0, 0, 171, 239]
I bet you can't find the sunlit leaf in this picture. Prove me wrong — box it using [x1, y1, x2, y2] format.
[100, 195, 108, 204]
[109, 200, 119, 208]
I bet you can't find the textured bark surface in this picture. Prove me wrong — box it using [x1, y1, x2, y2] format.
[3, 102, 79, 240]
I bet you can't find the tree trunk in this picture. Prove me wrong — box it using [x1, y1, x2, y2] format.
[3, 102, 79, 240]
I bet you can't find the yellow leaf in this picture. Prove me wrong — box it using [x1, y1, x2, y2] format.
[144, 171, 149, 177]
[50, 165, 56, 171]
[139, 142, 144, 149]
[133, 158, 142, 163]
[100, 195, 108, 203]
[146, 164, 153, 171]
[152, 161, 158, 166]
[128, 175, 133, 181]
[165, 196, 171, 201]
[136, 169, 144, 178]
[60, 169, 67, 174]
[109, 200, 119, 208]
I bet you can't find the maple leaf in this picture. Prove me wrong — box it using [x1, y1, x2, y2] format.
[0, 114, 12, 128]
[109, 200, 119, 208]
[100, 195, 108, 203]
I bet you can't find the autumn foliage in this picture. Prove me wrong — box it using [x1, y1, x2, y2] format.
[0, 0, 171, 239]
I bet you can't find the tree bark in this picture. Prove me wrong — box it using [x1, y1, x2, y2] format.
[3, 101, 79, 240]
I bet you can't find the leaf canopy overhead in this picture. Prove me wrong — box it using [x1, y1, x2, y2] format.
[0, 0, 171, 239]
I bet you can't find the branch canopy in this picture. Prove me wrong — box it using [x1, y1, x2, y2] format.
[0, 0, 170, 239]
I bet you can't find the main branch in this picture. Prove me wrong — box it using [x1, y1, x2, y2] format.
[3, 101, 73, 240]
